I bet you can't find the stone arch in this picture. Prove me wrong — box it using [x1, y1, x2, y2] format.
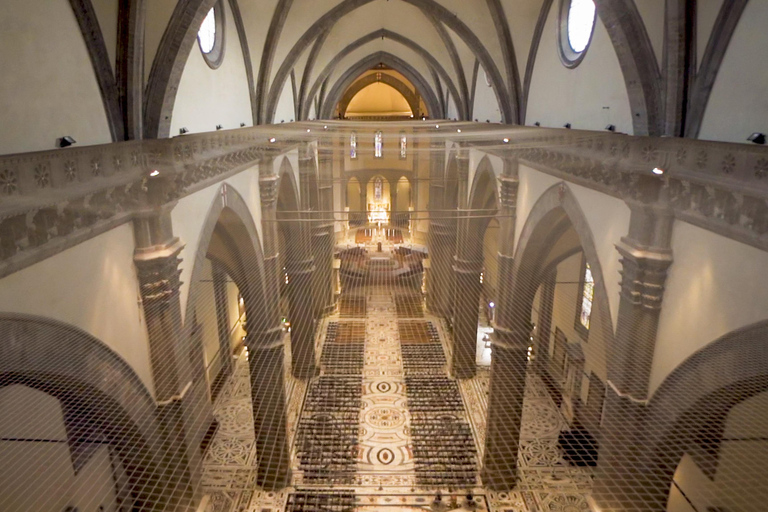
[634, 320, 768, 511]
[0, 314, 182, 510]
[509, 182, 616, 359]
[263, 0, 513, 124]
[319, 52, 442, 121]
[184, 183, 270, 403]
[300, 29, 461, 121]
[338, 73, 422, 118]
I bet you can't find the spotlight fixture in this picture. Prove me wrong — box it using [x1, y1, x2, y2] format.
[149, 170, 160, 177]
[216, 124, 223, 130]
[489, 302, 495, 308]
[534, 122, 541, 127]
[323, 125, 328, 130]
[605, 124, 616, 132]
[435, 124, 440, 129]
[240, 122, 246, 127]
[748, 132, 766, 145]
[652, 167, 665, 175]
[307, 129, 311, 133]
[457, 129, 462, 133]
[179, 127, 189, 135]
[57, 136, 76, 148]
[503, 138, 509, 143]
[564, 123, 572, 129]
[269, 137, 277, 143]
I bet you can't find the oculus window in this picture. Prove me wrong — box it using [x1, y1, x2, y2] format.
[557, 0, 596, 68]
[197, 3, 225, 69]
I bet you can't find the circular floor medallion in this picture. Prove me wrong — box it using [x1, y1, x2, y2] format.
[376, 381, 393, 393]
[376, 448, 395, 465]
[364, 406, 406, 429]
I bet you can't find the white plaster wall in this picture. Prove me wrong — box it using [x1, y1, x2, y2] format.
[526, 2, 633, 134]
[274, 77, 296, 124]
[170, 0, 253, 135]
[696, 0, 725, 67]
[501, 0, 544, 78]
[144, 0, 179, 84]
[472, 67, 503, 124]
[698, 1, 768, 143]
[91, 0, 118, 71]
[634, 0, 665, 67]
[515, 166, 628, 331]
[651, 220, 768, 395]
[195, 258, 221, 388]
[173, 166, 263, 321]
[0, 386, 118, 512]
[0, 224, 154, 395]
[0, 0, 112, 155]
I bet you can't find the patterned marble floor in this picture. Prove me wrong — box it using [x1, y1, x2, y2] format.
[200, 236, 592, 511]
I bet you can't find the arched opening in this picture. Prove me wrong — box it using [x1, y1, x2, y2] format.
[346, 177, 364, 227]
[366, 175, 391, 226]
[483, 183, 614, 489]
[0, 316, 180, 511]
[393, 176, 412, 229]
[335, 66, 428, 121]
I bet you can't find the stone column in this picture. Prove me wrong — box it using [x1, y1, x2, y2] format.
[450, 150, 479, 378]
[481, 166, 524, 490]
[285, 150, 318, 379]
[390, 182, 398, 226]
[212, 262, 234, 378]
[133, 207, 203, 509]
[360, 183, 367, 225]
[312, 150, 335, 317]
[592, 199, 674, 511]
[426, 139, 454, 315]
[244, 160, 291, 489]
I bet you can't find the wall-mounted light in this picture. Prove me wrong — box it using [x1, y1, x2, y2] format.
[503, 138, 509, 143]
[57, 136, 76, 148]
[216, 124, 223, 130]
[457, 129, 462, 133]
[534, 122, 541, 127]
[269, 137, 277, 143]
[240, 123, 246, 127]
[489, 302, 495, 308]
[605, 124, 616, 132]
[179, 127, 189, 135]
[652, 167, 665, 175]
[149, 170, 160, 177]
[324, 125, 328, 130]
[435, 124, 440, 129]
[564, 123, 572, 129]
[307, 129, 311, 133]
[748, 132, 766, 145]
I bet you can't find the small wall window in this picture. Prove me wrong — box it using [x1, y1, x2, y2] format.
[374, 131, 383, 158]
[557, 0, 596, 68]
[197, 2, 226, 69]
[399, 132, 407, 159]
[575, 256, 594, 336]
[350, 132, 357, 159]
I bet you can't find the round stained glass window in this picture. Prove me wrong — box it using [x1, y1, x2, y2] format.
[197, 2, 225, 69]
[558, 0, 596, 68]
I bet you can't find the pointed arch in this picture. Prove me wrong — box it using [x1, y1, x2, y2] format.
[319, 52, 442, 121]
[0, 314, 175, 510]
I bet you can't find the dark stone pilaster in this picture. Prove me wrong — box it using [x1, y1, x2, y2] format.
[482, 327, 529, 490]
[482, 163, 523, 489]
[427, 141, 453, 315]
[212, 262, 234, 378]
[133, 210, 202, 508]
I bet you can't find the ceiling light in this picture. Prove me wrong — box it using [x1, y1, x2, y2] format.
[748, 132, 766, 145]
[652, 167, 665, 175]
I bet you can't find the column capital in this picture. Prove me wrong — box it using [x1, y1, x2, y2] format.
[616, 239, 673, 309]
[259, 174, 280, 209]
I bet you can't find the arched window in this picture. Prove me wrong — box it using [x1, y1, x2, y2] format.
[374, 131, 383, 158]
[400, 132, 407, 159]
[350, 132, 357, 159]
[576, 260, 594, 332]
[557, 0, 596, 68]
[197, 2, 225, 69]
